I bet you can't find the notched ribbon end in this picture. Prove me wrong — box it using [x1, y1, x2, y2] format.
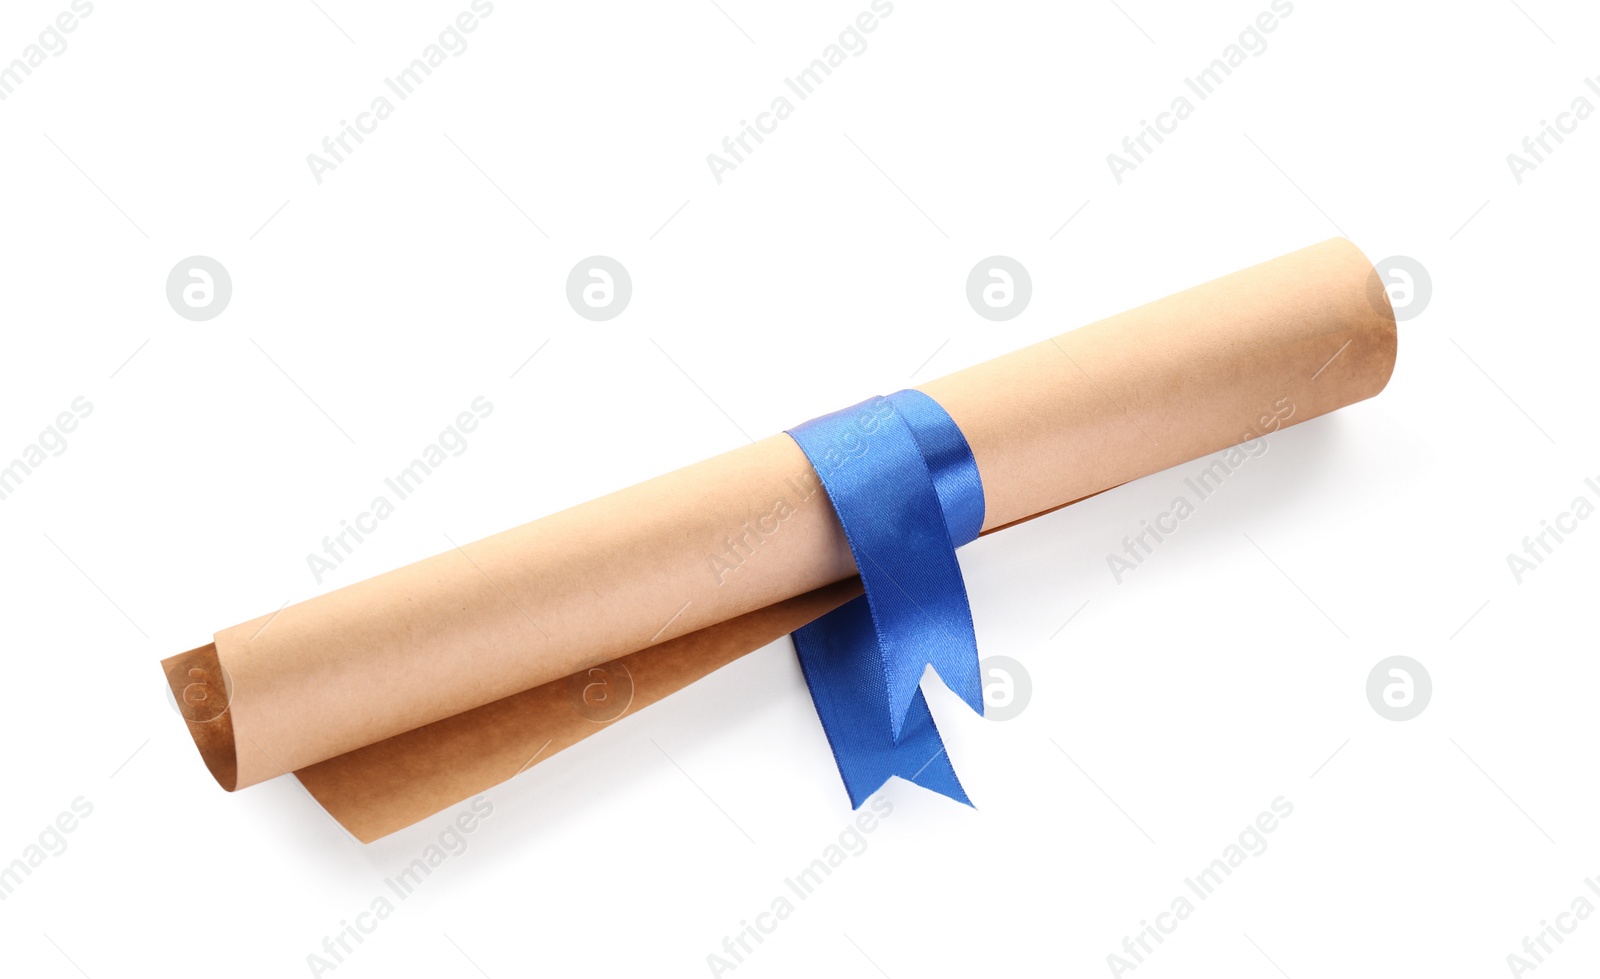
[886, 666, 987, 746]
[786, 389, 990, 810]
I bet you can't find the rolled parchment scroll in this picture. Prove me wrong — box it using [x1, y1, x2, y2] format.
[162, 237, 1397, 841]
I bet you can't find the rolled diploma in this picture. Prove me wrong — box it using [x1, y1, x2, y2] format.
[164, 238, 1396, 834]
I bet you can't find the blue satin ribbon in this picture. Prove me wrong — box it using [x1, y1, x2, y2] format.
[786, 390, 985, 807]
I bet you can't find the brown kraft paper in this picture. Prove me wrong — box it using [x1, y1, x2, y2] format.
[161, 237, 1398, 842]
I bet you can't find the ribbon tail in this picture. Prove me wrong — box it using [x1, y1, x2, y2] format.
[793, 597, 972, 808]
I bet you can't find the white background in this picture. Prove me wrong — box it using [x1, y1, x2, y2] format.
[1, 0, 1597, 976]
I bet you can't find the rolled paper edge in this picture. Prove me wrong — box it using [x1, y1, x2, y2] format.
[294, 578, 865, 842]
[161, 645, 239, 792]
[160, 237, 1402, 836]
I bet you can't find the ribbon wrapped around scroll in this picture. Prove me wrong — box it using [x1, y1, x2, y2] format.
[787, 390, 989, 806]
